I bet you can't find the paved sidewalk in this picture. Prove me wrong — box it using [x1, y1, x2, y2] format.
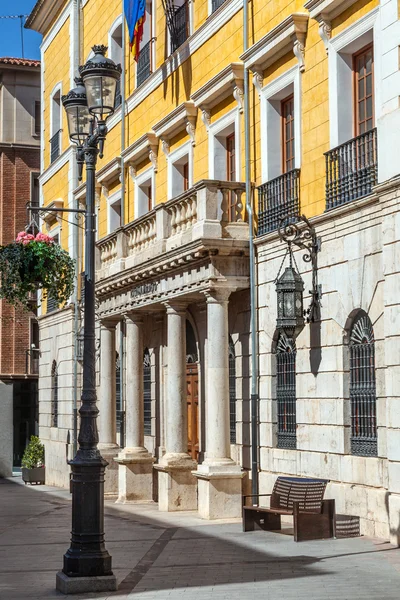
[1, 477, 400, 600]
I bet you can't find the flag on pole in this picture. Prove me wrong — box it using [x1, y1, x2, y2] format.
[124, 0, 146, 61]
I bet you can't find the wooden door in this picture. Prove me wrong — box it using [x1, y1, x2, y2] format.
[186, 363, 199, 460]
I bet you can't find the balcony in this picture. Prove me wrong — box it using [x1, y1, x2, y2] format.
[257, 169, 300, 236]
[50, 129, 61, 164]
[97, 180, 247, 280]
[325, 129, 377, 211]
[171, 2, 189, 52]
[137, 40, 152, 87]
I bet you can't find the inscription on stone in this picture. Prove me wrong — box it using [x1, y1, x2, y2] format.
[131, 282, 159, 298]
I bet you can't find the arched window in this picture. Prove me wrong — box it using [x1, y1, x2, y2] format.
[143, 348, 152, 435]
[51, 360, 58, 428]
[349, 312, 377, 456]
[276, 334, 296, 449]
[229, 336, 236, 443]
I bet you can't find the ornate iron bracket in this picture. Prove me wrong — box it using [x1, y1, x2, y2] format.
[278, 214, 322, 323]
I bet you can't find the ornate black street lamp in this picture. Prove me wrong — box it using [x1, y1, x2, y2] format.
[276, 260, 305, 340]
[56, 45, 121, 595]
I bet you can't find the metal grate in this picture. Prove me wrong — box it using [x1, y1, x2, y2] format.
[171, 2, 189, 52]
[334, 514, 360, 538]
[137, 40, 151, 87]
[50, 129, 61, 164]
[257, 169, 300, 235]
[46, 294, 58, 313]
[144, 349, 152, 436]
[229, 336, 236, 444]
[325, 128, 377, 210]
[276, 334, 297, 449]
[116, 358, 125, 445]
[212, 0, 226, 11]
[51, 361, 58, 428]
[349, 314, 377, 456]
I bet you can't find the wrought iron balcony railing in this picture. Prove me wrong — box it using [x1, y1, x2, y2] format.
[171, 2, 189, 52]
[50, 129, 62, 164]
[257, 169, 300, 236]
[325, 128, 377, 210]
[212, 0, 227, 12]
[137, 40, 152, 87]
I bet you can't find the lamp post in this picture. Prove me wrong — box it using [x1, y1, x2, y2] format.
[56, 45, 121, 595]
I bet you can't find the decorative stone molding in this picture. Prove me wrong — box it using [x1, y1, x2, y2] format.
[153, 101, 197, 146]
[42, 198, 64, 230]
[95, 157, 121, 192]
[318, 17, 332, 54]
[252, 69, 263, 96]
[161, 138, 170, 157]
[240, 13, 309, 85]
[191, 63, 245, 121]
[304, 0, 355, 21]
[122, 132, 159, 173]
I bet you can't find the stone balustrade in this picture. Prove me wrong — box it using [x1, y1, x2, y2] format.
[96, 180, 248, 279]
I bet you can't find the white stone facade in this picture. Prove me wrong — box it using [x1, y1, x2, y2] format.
[256, 180, 400, 545]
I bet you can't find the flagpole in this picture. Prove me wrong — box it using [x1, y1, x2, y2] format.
[121, 0, 126, 228]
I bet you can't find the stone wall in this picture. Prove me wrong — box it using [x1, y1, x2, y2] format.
[256, 181, 400, 544]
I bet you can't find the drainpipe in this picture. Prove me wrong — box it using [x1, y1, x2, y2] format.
[243, 0, 259, 497]
[72, 0, 81, 457]
[120, 0, 127, 444]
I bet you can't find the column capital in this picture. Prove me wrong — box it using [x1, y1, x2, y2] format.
[124, 311, 144, 325]
[164, 301, 188, 316]
[100, 317, 119, 329]
[205, 288, 232, 304]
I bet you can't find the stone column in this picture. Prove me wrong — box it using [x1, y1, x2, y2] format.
[98, 320, 119, 496]
[195, 289, 244, 519]
[115, 313, 154, 503]
[155, 303, 197, 511]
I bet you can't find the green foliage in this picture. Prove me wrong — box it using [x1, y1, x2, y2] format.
[21, 435, 45, 469]
[0, 239, 75, 310]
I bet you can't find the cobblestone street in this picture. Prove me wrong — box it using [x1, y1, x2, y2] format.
[1, 477, 400, 600]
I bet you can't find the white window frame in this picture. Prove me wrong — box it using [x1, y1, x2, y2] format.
[259, 65, 301, 183]
[107, 190, 122, 234]
[50, 82, 62, 140]
[168, 140, 193, 200]
[208, 107, 241, 180]
[134, 166, 156, 219]
[108, 14, 123, 64]
[328, 7, 379, 148]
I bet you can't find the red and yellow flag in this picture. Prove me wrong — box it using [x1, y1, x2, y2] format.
[124, 0, 146, 61]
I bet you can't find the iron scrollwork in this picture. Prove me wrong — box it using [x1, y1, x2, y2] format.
[278, 214, 322, 323]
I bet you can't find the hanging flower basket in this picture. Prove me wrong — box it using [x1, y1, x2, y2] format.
[0, 231, 75, 309]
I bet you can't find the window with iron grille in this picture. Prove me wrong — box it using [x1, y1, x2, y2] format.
[144, 348, 152, 435]
[276, 334, 296, 449]
[116, 354, 124, 445]
[229, 336, 236, 443]
[349, 312, 377, 456]
[51, 360, 58, 428]
[163, 0, 189, 53]
[137, 40, 152, 87]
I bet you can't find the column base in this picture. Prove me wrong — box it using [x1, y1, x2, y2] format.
[194, 463, 245, 520]
[56, 571, 117, 594]
[155, 453, 197, 512]
[98, 444, 119, 496]
[115, 448, 155, 503]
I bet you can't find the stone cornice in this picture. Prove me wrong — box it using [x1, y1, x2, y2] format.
[191, 63, 244, 115]
[122, 132, 158, 171]
[240, 13, 309, 75]
[25, 0, 67, 34]
[96, 157, 121, 188]
[153, 101, 197, 143]
[304, 0, 356, 20]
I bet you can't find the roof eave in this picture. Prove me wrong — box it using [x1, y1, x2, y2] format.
[25, 0, 67, 35]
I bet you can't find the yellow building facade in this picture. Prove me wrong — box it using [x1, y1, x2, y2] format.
[28, 0, 400, 540]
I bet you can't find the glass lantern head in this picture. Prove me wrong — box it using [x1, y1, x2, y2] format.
[276, 265, 305, 339]
[79, 45, 122, 120]
[61, 77, 91, 145]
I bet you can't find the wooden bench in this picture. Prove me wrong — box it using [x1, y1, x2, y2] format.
[243, 476, 335, 542]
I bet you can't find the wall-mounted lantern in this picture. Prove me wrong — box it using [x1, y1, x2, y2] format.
[276, 214, 321, 338]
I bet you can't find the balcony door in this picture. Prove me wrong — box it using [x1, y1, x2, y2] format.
[186, 362, 199, 460]
[281, 95, 295, 174]
[354, 44, 374, 136]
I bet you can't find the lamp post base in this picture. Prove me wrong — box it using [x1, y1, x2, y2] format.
[56, 571, 117, 595]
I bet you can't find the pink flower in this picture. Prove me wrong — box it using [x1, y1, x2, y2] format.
[15, 232, 35, 245]
[35, 232, 54, 245]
